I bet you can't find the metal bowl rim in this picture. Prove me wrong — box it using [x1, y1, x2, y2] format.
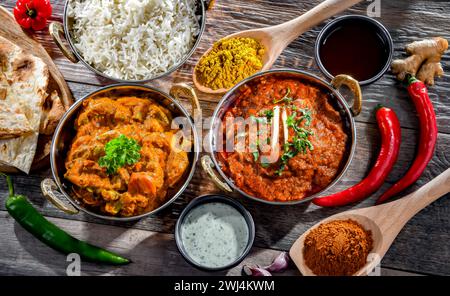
[61, 0, 206, 83]
[314, 14, 394, 86]
[208, 68, 357, 206]
[50, 83, 200, 221]
[174, 194, 255, 271]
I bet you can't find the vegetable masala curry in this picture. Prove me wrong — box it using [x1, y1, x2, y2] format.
[65, 96, 190, 217]
[218, 76, 349, 202]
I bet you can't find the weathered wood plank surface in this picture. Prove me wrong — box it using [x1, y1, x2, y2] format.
[1, 0, 450, 133]
[0, 106, 448, 275]
[0, 212, 423, 276]
[0, 0, 449, 276]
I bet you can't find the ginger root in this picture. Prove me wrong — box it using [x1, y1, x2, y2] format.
[391, 37, 448, 86]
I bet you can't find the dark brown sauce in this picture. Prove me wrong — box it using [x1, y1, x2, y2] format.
[319, 21, 390, 82]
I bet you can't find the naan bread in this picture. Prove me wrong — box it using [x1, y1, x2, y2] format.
[0, 101, 33, 139]
[0, 73, 7, 99]
[0, 36, 49, 173]
[40, 90, 66, 135]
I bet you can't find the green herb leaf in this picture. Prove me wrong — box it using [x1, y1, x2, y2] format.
[275, 164, 286, 176]
[299, 108, 312, 126]
[263, 109, 274, 121]
[292, 135, 314, 154]
[275, 108, 314, 176]
[260, 162, 271, 168]
[98, 135, 141, 175]
[252, 151, 259, 162]
[273, 88, 293, 104]
[286, 111, 297, 128]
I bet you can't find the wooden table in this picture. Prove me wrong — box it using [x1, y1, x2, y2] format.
[0, 0, 449, 276]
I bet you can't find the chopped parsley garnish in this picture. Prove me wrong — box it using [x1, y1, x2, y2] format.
[286, 111, 298, 128]
[262, 109, 274, 121]
[286, 109, 313, 132]
[252, 151, 259, 162]
[260, 162, 271, 168]
[98, 135, 141, 175]
[253, 87, 314, 176]
[299, 108, 312, 126]
[276, 108, 314, 176]
[275, 165, 286, 176]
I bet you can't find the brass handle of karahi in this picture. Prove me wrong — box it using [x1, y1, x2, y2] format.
[170, 83, 202, 114]
[41, 178, 79, 214]
[331, 74, 363, 117]
[201, 155, 233, 193]
[49, 22, 79, 63]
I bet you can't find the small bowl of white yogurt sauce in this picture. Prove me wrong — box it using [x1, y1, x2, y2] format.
[175, 194, 255, 271]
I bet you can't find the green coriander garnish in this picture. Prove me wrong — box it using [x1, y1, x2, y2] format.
[276, 108, 314, 176]
[252, 151, 259, 162]
[299, 108, 312, 126]
[286, 111, 298, 128]
[262, 109, 274, 121]
[98, 135, 141, 175]
[260, 162, 271, 168]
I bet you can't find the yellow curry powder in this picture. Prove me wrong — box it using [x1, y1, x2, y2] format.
[195, 37, 265, 90]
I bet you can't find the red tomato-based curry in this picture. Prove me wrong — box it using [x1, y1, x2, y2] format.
[64, 96, 190, 217]
[218, 76, 349, 202]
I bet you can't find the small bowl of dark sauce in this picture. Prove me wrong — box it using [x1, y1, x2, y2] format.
[315, 15, 393, 86]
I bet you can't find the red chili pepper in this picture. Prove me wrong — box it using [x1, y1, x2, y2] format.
[13, 0, 52, 31]
[377, 75, 438, 204]
[313, 106, 401, 207]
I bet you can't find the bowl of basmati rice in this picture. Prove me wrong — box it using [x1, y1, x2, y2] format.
[50, 0, 206, 83]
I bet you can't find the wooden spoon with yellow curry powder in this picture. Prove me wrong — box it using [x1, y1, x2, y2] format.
[193, 0, 363, 94]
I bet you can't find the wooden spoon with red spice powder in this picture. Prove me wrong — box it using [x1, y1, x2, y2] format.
[290, 168, 450, 276]
[303, 219, 373, 276]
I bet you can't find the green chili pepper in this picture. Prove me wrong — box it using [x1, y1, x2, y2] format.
[1, 174, 130, 265]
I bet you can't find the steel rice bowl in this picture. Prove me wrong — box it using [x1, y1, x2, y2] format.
[206, 69, 361, 205]
[51, 0, 206, 83]
[44, 84, 200, 221]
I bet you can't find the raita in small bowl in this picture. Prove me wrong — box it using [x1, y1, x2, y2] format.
[175, 195, 255, 271]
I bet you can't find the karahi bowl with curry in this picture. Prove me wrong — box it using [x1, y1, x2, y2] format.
[203, 69, 362, 205]
[41, 84, 200, 221]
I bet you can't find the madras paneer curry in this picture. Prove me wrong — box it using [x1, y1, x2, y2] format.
[64, 96, 190, 217]
[218, 76, 349, 202]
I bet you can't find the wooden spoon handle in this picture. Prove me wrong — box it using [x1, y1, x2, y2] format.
[367, 168, 450, 235]
[397, 167, 450, 217]
[269, 0, 362, 48]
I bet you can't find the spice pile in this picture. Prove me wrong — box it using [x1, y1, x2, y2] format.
[195, 37, 265, 90]
[303, 219, 373, 276]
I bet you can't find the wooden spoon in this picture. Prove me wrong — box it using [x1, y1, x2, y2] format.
[193, 0, 363, 94]
[290, 168, 450, 276]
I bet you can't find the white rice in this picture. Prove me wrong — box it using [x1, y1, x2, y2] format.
[68, 0, 200, 80]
